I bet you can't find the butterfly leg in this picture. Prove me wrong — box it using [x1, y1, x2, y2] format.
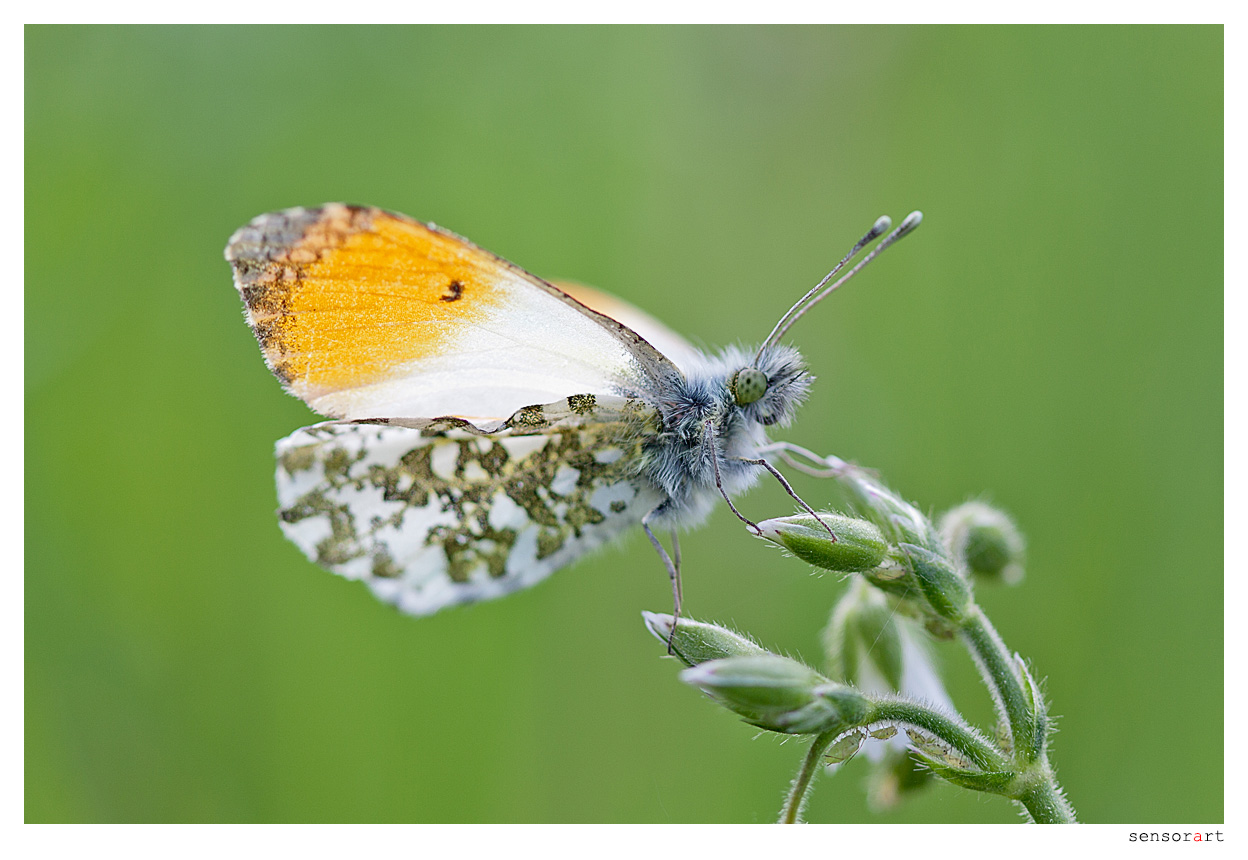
[671, 529, 682, 583]
[755, 441, 846, 478]
[756, 441, 833, 475]
[643, 500, 683, 653]
[704, 419, 763, 536]
[736, 455, 838, 541]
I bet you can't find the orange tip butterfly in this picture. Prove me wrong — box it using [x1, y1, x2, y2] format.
[226, 204, 921, 616]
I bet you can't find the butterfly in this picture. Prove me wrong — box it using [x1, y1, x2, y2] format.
[225, 203, 921, 617]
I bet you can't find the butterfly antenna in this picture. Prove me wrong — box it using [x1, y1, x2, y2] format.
[757, 211, 923, 357]
[755, 216, 891, 364]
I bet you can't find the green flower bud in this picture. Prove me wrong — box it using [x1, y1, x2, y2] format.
[900, 542, 973, 623]
[756, 513, 889, 573]
[680, 655, 856, 734]
[823, 579, 904, 690]
[816, 683, 872, 726]
[641, 612, 768, 668]
[939, 501, 1026, 585]
[682, 655, 821, 713]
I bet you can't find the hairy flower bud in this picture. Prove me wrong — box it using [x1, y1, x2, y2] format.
[642, 612, 768, 667]
[901, 542, 973, 623]
[939, 501, 1026, 585]
[680, 655, 865, 735]
[756, 513, 889, 573]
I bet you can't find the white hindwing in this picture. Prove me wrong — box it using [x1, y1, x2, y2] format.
[275, 396, 664, 615]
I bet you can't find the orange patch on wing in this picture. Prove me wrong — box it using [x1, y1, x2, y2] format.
[243, 209, 511, 400]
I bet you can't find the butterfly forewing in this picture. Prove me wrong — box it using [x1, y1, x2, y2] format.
[226, 204, 681, 421]
[275, 397, 664, 615]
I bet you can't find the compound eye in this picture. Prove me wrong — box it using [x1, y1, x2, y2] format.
[730, 367, 768, 406]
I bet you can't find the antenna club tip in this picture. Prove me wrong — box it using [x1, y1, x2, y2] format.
[900, 211, 923, 233]
[871, 215, 892, 237]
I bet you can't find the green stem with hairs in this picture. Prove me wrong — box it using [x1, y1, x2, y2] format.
[868, 696, 1008, 773]
[957, 604, 1076, 822]
[779, 732, 837, 824]
[959, 604, 1035, 759]
[1016, 769, 1077, 824]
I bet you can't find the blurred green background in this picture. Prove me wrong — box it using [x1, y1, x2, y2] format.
[26, 26, 1222, 823]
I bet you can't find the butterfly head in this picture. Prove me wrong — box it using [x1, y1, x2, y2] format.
[725, 344, 811, 428]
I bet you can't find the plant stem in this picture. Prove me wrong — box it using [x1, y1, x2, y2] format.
[779, 731, 837, 824]
[958, 604, 1077, 821]
[1016, 765, 1078, 823]
[869, 696, 1008, 772]
[959, 603, 1035, 759]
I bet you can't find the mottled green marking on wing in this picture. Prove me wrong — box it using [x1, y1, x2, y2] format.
[274, 394, 664, 614]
